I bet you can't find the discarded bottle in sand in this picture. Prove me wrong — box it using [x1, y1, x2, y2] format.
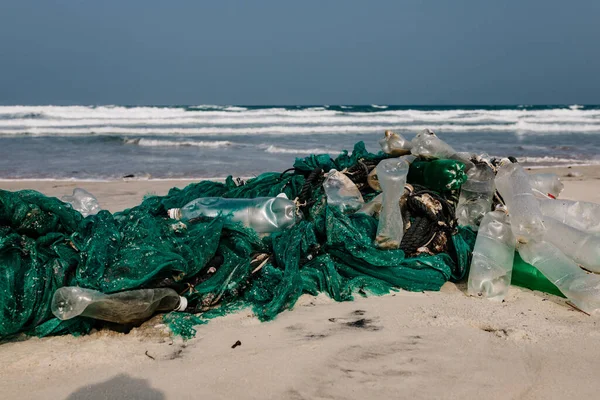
[495, 162, 545, 242]
[456, 163, 495, 230]
[410, 129, 474, 169]
[323, 169, 364, 212]
[541, 216, 600, 273]
[61, 188, 101, 217]
[537, 198, 600, 234]
[168, 194, 298, 234]
[379, 130, 412, 156]
[519, 241, 600, 315]
[528, 173, 564, 199]
[511, 252, 564, 298]
[51, 287, 187, 324]
[467, 210, 516, 301]
[375, 157, 410, 249]
[407, 159, 468, 192]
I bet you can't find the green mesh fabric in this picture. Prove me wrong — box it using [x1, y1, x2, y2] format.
[1, 142, 474, 339]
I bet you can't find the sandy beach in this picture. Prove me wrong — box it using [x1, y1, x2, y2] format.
[1, 165, 600, 400]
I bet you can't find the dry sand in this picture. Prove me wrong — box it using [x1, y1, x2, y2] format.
[1, 166, 600, 400]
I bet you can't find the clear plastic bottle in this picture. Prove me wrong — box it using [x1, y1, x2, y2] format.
[323, 169, 364, 212]
[518, 241, 600, 315]
[495, 162, 545, 243]
[375, 157, 410, 249]
[410, 129, 474, 170]
[528, 173, 564, 199]
[542, 216, 600, 273]
[379, 130, 412, 156]
[537, 198, 600, 234]
[51, 287, 187, 324]
[61, 188, 101, 217]
[456, 163, 496, 230]
[467, 210, 516, 301]
[168, 195, 298, 234]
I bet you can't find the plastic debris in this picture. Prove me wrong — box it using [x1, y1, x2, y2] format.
[375, 157, 410, 249]
[379, 130, 412, 156]
[537, 198, 600, 234]
[456, 163, 495, 230]
[52, 287, 187, 324]
[323, 169, 364, 212]
[528, 173, 564, 199]
[61, 188, 101, 217]
[542, 216, 600, 273]
[519, 240, 600, 315]
[168, 195, 299, 234]
[467, 210, 516, 301]
[407, 159, 468, 192]
[410, 129, 474, 169]
[495, 162, 546, 243]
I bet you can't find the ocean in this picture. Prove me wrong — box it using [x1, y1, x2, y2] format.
[1, 104, 599, 180]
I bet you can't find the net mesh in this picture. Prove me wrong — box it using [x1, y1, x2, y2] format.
[0, 141, 548, 339]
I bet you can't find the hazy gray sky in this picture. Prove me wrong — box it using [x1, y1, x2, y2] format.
[1, 0, 599, 105]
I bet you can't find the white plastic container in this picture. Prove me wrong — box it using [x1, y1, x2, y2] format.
[61, 188, 101, 217]
[168, 195, 298, 234]
[519, 241, 600, 315]
[375, 157, 410, 249]
[467, 210, 516, 301]
[538, 198, 600, 234]
[542, 216, 600, 273]
[495, 162, 545, 243]
[456, 163, 496, 230]
[323, 169, 364, 212]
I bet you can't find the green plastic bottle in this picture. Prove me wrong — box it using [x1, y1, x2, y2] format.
[511, 253, 565, 298]
[407, 159, 468, 192]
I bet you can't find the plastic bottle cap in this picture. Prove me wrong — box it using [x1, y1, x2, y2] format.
[168, 208, 181, 220]
[176, 296, 188, 312]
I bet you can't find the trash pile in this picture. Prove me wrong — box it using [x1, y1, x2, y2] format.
[1, 129, 599, 340]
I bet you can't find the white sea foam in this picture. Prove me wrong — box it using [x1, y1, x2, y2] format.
[264, 145, 331, 154]
[1, 106, 600, 137]
[124, 138, 234, 148]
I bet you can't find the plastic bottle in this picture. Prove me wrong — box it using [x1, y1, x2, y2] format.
[51, 287, 187, 324]
[511, 252, 564, 298]
[379, 130, 412, 156]
[467, 210, 516, 301]
[456, 163, 496, 230]
[410, 129, 474, 170]
[168, 194, 298, 234]
[518, 240, 600, 315]
[407, 159, 468, 192]
[541, 216, 600, 273]
[537, 198, 600, 234]
[375, 157, 410, 249]
[61, 188, 101, 217]
[323, 169, 364, 212]
[528, 173, 564, 199]
[495, 162, 545, 243]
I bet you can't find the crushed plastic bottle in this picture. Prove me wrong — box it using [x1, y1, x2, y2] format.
[456, 163, 496, 230]
[495, 162, 545, 243]
[410, 129, 474, 169]
[537, 198, 600, 234]
[467, 210, 516, 301]
[519, 240, 600, 315]
[542, 216, 600, 273]
[379, 130, 412, 156]
[61, 188, 101, 217]
[528, 173, 564, 199]
[323, 169, 364, 212]
[357, 193, 383, 216]
[407, 159, 468, 192]
[51, 287, 187, 324]
[375, 157, 410, 249]
[168, 195, 299, 234]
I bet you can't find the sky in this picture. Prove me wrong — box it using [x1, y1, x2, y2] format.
[1, 0, 599, 105]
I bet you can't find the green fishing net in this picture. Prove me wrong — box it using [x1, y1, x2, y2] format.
[1, 142, 476, 339]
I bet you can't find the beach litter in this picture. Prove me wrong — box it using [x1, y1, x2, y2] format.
[1, 129, 599, 340]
